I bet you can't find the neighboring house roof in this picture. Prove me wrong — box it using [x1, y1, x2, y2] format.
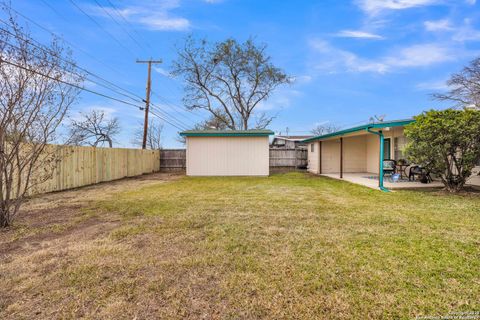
[274, 135, 314, 141]
[180, 129, 275, 137]
[303, 119, 415, 143]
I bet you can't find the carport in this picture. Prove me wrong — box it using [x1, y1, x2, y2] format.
[303, 119, 415, 191]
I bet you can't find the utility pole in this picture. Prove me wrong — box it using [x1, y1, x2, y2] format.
[136, 59, 162, 149]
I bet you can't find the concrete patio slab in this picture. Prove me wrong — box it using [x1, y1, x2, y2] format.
[320, 173, 444, 190]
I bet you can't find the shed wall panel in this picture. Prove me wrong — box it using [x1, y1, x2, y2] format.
[186, 136, 269, 176]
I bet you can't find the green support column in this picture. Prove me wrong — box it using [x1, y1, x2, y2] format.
[378, 130, 385, 190]
[366, 128, 389, 192]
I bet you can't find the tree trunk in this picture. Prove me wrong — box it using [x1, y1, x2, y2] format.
[444, 176, 466, 192]
[0, 209, 9, 228]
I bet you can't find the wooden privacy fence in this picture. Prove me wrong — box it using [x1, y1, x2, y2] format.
[159, 148, 307, 171]
[30, 145, 160, 195]
[160, 149, 186, 171]
[269, 148, 308, 169]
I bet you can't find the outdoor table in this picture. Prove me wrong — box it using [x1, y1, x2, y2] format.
[396, 164, 408, 179]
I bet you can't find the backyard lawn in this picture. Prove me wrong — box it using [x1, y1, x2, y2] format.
[1, 172, 479, 319]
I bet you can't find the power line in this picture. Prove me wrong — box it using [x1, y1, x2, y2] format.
[152, 92, 200, 123]
[0, 57, 140, 108]
[150, 97, 201, 129]
[92, 0, 147, 52]
[8, 5, 129, 79]
[5, 5, 191, 131]
[149, 103, 192, 129]
[151, 90, 204, 120]
[104, 0, 154, 52]
[68, 0, 138, 58]
[0, 19, 158, 105]
[0, 27, 141, 104]
[6, 4, 189, 130]
[0, 22, 190, 131]
[151, 110, 187, 131]
[0, 56, 186, 131]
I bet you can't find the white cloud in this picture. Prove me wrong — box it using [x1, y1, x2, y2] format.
[309, 39, 456, 74]
[309, 39, 389, 73]
[452, 19, 480, 42]
[356, 0, 441, 15]
[357, 0, 477, 15]
[384, 43, 455, 67]
[90, 0, 190, 31]
[154, 66, 172, 77]
[423, 18, 480, 42]
[293, 75, 313, 84]
[416, 79, 450, 90]
[334, 30, 384, 39]
[424, 19, 453, 31]
[138, 15, 190, 31]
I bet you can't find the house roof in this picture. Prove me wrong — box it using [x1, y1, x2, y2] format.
[274, 135, 313, 141]
[302, 119, 415, 143]
[180, 129, 275, 137]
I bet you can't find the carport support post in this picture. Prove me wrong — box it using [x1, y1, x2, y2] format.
[378, 131, 385, 190]
[366, 128, 389, 192]
[340, 137, 343, 179]
[319, 141, 322, 174]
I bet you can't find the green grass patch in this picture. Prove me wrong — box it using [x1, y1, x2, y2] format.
[92, 172, 480, 318]
[2, 172, 479, 319]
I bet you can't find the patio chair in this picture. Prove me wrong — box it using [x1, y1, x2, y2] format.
[408, 165, 432, 183]
[383, 159, 396, 177]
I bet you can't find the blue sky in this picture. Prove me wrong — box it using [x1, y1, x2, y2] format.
[11, 0, 480, 147]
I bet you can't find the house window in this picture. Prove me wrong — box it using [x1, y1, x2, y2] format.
[311, 143, 314, 152]
[394, 136, 408, 161]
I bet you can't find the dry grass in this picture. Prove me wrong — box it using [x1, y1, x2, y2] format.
[1, 172, 479, 319]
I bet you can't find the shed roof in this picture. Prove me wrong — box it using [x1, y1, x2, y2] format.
[302, 119, 415, 143]
[180, 129, 274, 137]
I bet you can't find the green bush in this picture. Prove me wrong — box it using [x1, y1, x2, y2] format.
[404, 109, 480, 192]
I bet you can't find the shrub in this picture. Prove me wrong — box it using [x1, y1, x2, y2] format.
[404, 109, 480, 192]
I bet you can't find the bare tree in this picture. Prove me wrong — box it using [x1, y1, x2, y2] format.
[133, 119, 164, 150]
[172, 37, 290, 130]
[434, 57, 480, 109]
[0, 9, 83, 227]
[311, 123, 340, 136]
[68, 109, 120, 148]
[176, 114, 228, 145]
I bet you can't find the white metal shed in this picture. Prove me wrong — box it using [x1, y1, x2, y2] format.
[180, 130, 274, 176]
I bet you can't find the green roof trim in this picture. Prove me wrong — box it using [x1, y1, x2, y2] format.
[180, 129, 275, 137]
[302, 119, 415, 143]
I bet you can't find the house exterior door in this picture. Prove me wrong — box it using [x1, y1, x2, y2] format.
[383, 138, 391, 159]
